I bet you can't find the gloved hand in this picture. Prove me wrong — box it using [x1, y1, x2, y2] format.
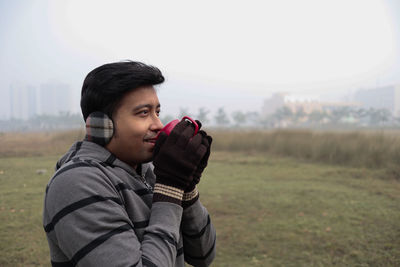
[186, 129, 212, 191]
[182, 129, 212, 208]
[153, 120, 212, 190]
[153, 119, 201, 157]
[152, 120, 208, 204]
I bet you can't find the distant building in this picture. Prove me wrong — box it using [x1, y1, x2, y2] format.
[8, 82, 72, 119]
[38, 82, 71, 116]
[353, 85, 400, 116]
[261, 92, 358, 117]
[9, 84, 37, 119]
[261, 93, 288, 116]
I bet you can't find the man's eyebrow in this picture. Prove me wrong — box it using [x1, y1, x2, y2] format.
[132, 103, 161, 111]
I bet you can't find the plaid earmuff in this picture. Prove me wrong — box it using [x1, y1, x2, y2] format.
[85, 112, 114, 146]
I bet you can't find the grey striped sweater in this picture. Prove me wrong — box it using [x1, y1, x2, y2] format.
[43, 141, 216, 267]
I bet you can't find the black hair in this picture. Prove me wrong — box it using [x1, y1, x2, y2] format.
[80, 60, 165, 121]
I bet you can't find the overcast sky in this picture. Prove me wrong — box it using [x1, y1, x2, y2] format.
[1, 0, 399, 118]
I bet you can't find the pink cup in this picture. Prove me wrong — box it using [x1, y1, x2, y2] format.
[157, 116, 199, 138]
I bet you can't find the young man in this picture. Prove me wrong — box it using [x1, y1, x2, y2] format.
[43, 61, 216, 267]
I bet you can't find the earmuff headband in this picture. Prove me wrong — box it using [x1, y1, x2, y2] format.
[85, 112, 114, 146]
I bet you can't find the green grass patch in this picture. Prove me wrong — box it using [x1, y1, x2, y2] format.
[0, 156, 59, 267]
[0, 152, 399, 266]
[200, 152, 400, 266]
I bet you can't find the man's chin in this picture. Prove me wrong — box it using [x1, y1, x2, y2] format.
[142, 153, 154, 164]
[142, 158, 152, 164]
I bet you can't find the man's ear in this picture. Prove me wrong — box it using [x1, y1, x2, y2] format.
[84, 112, 114, 146]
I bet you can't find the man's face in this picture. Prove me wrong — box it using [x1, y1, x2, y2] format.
[106, 86, 163, 168]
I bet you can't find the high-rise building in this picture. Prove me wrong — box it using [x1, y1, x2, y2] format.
[8, 82, 72, 119]
[9, 84, 37, 119]
[353, 85, 400, 116]
[38, 82, 71, 115]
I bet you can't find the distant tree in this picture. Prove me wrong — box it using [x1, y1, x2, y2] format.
[160, 114, 174, 125]
[231, 110, 246, 127]
[273, 106, 293, 121]
[214, 107, 230, 126]
[330, 107, 350, 123]
[245, 111, 260, 127]
[309, 110, 325, 124]
[258, 115, 272, 128]
[368, 108, 391, 125]
[294, 107, 306, 123]
[178, 107, 191, 118]
[355, 108, 367, 119]
[196, 107, 210, 124]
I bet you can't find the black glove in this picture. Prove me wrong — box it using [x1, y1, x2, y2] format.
[153, 119, 203, 158]
[182, 129, 212, 208]
[186, 130, 212, 191]
[152, 120, 208, 204]
[154, 120, 212, 191]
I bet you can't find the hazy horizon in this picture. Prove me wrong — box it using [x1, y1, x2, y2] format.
[1, 0, 400, 119]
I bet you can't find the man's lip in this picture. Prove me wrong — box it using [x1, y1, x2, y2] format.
[144, 138, 157, 143]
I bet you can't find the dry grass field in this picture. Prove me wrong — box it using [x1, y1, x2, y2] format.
[0, 129, 399, 266]
[210, 129, 400, 180]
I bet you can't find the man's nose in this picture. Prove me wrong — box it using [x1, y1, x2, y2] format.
[151, 116, 164, 131]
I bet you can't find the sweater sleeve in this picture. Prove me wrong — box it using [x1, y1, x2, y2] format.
[181, 198, 216, 267]
[43, 164, 182, 267]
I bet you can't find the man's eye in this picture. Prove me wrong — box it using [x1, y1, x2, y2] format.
[156, 110, 161, 116]
[138, 110, 149, 115]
